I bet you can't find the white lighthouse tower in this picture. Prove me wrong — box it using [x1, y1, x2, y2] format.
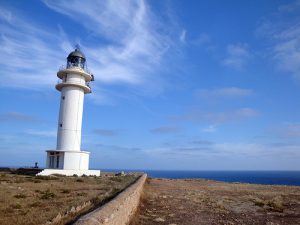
[38, 47, 100, 176]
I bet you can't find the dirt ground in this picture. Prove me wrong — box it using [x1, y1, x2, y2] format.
[0, 170, 138, 225]
[131, 178, 300, 225]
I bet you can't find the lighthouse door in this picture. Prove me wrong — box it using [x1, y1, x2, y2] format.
[49, 155, 55, 168]
[48, 152, 60, 169]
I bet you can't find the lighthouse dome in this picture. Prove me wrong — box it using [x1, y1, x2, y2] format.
[67, 48, 86, 69]
[67, 48, 86, 60]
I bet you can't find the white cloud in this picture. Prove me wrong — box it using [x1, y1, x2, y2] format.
[195, 87, 254, 99]
[257, 1, 300, 79]
[0, 111, 36, 122]
[270, 123, 300, 138]
[201, 125, 217, 133]
[43, 0, 177, 88]
[192, 32, 211, 46]
[179, 29, 186, 43]
[24, 129, 56, 137]
[174, 107, 259, 124]
[222, 43, 251, 70]
[150, 126, 181, 134]
[0, 0, 182, 100]
[0, 7, 65, 89]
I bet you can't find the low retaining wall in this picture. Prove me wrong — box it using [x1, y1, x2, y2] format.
[74, 174, 147, 225]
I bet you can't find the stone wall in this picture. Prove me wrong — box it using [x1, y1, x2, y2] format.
[74, 174, 147, 225]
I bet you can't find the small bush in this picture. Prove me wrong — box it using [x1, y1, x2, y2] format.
[35, 176, 58, 180]
[61, 189, 70, 194]
[29, 202, 41, 207]
[1, 173, 7, 177]
[77, 192, 87, 196]
[254, 201, 265, 207]
[11, 203, 22, 209]
[52, 173, 66, 177]
[267, 196, 284, 212]
[91, 196, 101, 205]
[40, 190, 56, 200]
[73, 174, 78, 177]
[111, 187, 120, 195]
[109, 177, 123, 182]
[14, 194, 26, 199]
[76, 179, 84, 183]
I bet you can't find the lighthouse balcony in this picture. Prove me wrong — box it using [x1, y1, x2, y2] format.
[57, 65, 93, 82]
[56, 80, 91, 93]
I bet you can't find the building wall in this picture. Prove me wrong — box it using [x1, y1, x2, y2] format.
[63, 151, 89, 170]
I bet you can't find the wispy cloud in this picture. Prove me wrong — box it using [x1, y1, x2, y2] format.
[150, 126, 181, 134]
[43, 0, 179, 90]
[179, 29, 186, 43]
[0, 0, 182, 103]
[195, 87, 254, 99]
[0, 111, 36, 122]
[192, 32, 211, 46]
[95, 143, 141, 152]
[174, 108, 259, 124]
[0, 7, 66, 89]
[222, 43, 251, 70]
[269, 123, 300, 138]
[24, 129, 56, 137]
[256, 0, 300, 79]
[93, 129, 120, 137]
[201, 125, 217, 133]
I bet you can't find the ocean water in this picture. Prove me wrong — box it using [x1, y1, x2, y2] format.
[102, 170, 300, 186]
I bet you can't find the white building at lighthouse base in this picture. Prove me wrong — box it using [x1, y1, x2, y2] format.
[38, 150, 100, 176]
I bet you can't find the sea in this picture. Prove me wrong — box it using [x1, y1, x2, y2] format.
[101, 170, 300, 186]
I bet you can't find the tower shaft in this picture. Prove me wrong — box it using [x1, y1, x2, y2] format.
[56, 74, 85, 151]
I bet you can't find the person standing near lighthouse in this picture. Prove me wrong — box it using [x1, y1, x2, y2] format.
[38, 47, 100, 176]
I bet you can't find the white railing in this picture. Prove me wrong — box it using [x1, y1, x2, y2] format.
[58, 65, 92, 75]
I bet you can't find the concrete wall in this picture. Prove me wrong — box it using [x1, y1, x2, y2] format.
[74, 174, 147, 225]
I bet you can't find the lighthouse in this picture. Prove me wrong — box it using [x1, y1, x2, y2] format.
[38, 47, 100, 176]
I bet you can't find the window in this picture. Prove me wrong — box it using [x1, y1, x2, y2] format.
[56, 156, 60, 168]
[49, 156, 54, 168]
[62, 96, 65, 100]
[60, 123, 62, 127]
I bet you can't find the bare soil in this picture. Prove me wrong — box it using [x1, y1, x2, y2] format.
[0, 170, 138, 225]
[131, 178, 300, 225]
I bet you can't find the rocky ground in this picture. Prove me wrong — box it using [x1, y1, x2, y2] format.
[131, 178, 300, 225]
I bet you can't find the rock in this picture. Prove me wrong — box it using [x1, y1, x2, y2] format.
[52, 213, 62, 223]
[70, 206, 76, 213]
[154, 217, 165, 222]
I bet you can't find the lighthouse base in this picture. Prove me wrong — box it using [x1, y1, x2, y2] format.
[38, 149, 100, 176]
[37, 169, 100, 176]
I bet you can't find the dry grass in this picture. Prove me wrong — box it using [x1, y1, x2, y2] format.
[0, 171, 139, 225]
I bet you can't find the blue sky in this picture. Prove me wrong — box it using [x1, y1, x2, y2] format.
[1, 0, 300, 170]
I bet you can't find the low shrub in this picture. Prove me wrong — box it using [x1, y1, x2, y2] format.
[35, 176, 58, 181]
[61, 189, 70, 194]
[76, 179, 84, 183]
[10, 203, 22, 209]
[40, 190, 56, 200]
[14, 194, 26, 199]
